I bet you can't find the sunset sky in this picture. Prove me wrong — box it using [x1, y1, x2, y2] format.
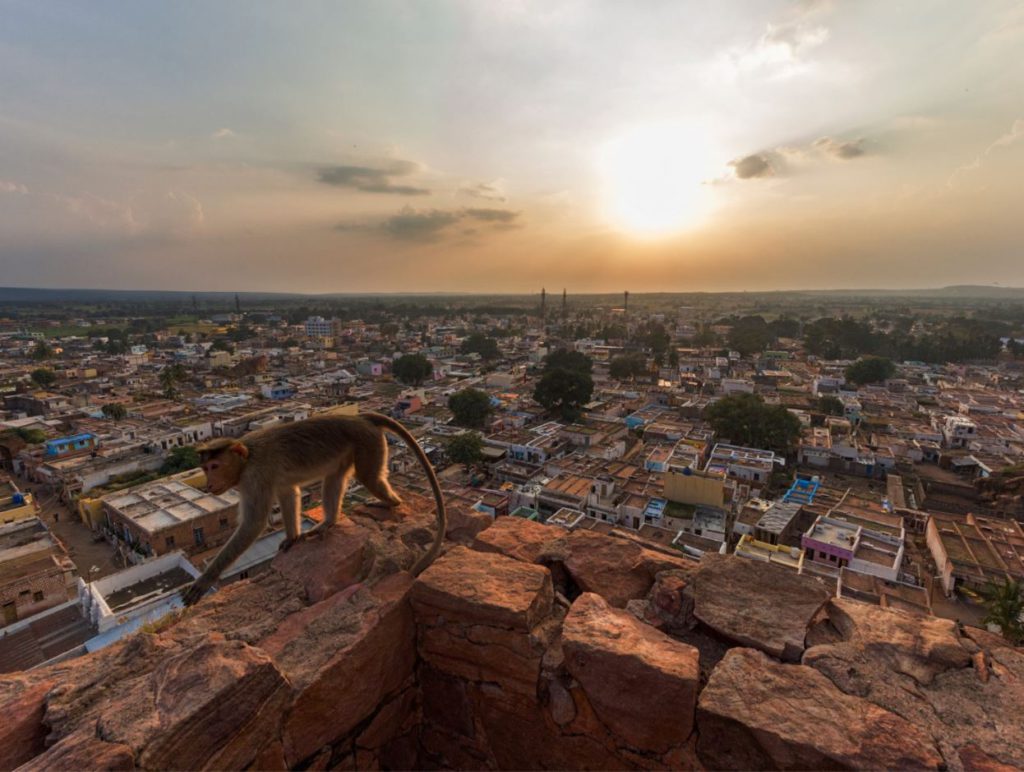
[1, 1, 1022, 293]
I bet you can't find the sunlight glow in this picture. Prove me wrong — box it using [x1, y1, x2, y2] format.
[599, 122, 724, 236]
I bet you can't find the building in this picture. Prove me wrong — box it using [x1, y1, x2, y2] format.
[0, 477, 37, 525]
[100, 475, 240, 560]
[0, 518, 77, 627]
[926, 512, 1024, 595]
[304, 316, 342, 339]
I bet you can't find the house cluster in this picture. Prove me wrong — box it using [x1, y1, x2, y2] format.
[1, 301, 1023, 663]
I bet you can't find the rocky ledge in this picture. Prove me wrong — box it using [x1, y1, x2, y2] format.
[1, 494, 1020, 770]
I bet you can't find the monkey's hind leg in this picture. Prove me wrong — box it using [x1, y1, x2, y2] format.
[276, 486, 303, 552]
[356, 433, 403, 508]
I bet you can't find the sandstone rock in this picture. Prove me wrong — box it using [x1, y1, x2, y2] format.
[271, 514, 372, 603]
[412, 545, 553, 630]
[472, 515, 563, 563]
[562, 592, 700, 755]
[687, 553, 830, 661]
[86, 634, 289, 771]
[0, 676, 52, 769]
[957, 744, 1020, 772]
[818, 597, 971, 684]
[263, 572, 416, 767]
[445, 502, 494, 544]
[544, 529, 653, 608]
[697, 647, 943, 770]
[18, 730, 135, 771]
[804, 601, 1024, 770]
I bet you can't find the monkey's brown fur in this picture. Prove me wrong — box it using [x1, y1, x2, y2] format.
[180, 412, 446, 606]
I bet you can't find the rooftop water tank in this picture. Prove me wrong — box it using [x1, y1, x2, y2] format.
[12, 492, 25, 505]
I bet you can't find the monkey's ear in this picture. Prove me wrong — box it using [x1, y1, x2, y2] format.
[229, 442, 250, 460]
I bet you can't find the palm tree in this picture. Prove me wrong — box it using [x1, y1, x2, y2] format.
[981, 578, 1024, 645]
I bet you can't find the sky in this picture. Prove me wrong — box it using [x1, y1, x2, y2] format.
[1, 0, 1022, 294]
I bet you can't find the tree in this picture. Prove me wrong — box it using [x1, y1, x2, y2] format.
[32, 342, 53, 361]
[445, 432, 484, 473]
[449, 388, 493, 429]
[393, 353, 433, 386]
[534, 368, 593, 422]
[668, 349, 679, 368]
[15, 427, 47, 444]
[102, 403, 128, 420]
[727, 316, 772, 356]
[981, 578, 1024, 645]
[160, 363, 188, 400]
[609, 353, 648, 380]
[816, 395, 845, 416]
[460, 333, 500, 360]
[705, 393, 803, 454]
[30, 368, 57, 388]
[542, 349, 592, 375]
[160, 445, 201, 475]
[845, 356, 896, 386]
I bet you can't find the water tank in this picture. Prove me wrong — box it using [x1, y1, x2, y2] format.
[12, 493, 25, 505]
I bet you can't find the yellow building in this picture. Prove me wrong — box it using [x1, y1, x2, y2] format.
[663, 468, 725, 508]
[0, 479, 37, 525]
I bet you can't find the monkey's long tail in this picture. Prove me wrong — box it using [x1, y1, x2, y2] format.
[363, 412, 447, 576]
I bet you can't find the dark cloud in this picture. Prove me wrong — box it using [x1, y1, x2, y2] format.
[463, 207, 519, 223]
[730, 154, 775, 179]
[458, 181, 507, 202]
[337, 206, 522, 242]
[814, 136, 866, 159]
[317, 160, 430, 195]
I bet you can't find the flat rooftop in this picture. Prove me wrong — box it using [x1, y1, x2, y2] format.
[104, 479, 239, 534]
[103, 566, 195, 612]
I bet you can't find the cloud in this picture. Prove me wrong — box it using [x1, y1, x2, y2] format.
[339, 206, 522, 242]
[317, 160, 429, 195]
[714, 0, 832, 81]
[729, 154, 775, 179]
[948, 117, 1023, 188]
[458, 180, 507, 202]
[0, 180, 29, 195]
[814, 136, 866, 159]
[211, 128, 235, 140]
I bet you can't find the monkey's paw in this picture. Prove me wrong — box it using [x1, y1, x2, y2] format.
[181, 582, 208, 607]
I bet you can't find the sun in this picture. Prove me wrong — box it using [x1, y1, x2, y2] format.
[599, 122, 723, 236]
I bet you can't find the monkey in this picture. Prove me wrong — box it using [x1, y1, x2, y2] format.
[180, 412, 446, 606]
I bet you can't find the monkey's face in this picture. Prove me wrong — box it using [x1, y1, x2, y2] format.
[201, 448, 246, 495]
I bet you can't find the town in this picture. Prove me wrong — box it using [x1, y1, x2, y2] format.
[2, 288, 1023, 673]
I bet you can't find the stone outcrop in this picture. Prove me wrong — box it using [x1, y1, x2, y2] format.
[697, 648, 943, 770]
[1, 500, 1019, 771]
[686, 552, 830, 661]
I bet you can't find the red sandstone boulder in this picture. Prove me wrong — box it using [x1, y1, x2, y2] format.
[261, 572, 417, 766]
[0, 675, 53, 769]
[271, 514, 372, 603]
[697, 647, 943, 770]
[803, 598, 1024, 769]
[18, 730, 135, 771]
[562, 592, 700, 755]
[472, 515, 563, 562]
[90, 634, 289, 770]
[687, 553, 830, 661]
[412, 545, 553, 630]
[545, 529, 654, 607]
[444, 501, 494, 544]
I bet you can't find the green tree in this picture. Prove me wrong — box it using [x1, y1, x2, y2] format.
[32, 342, 53, 361]
[609, 353, 648, 380]
[448, 388, 493, 429]
[542, 349, 593, 375]
[15, 427, 47, 444]
[461, 333, 500, 360]
[102, 403, 128, 420]
[845, 356, 896, 386]
[981, 578, 1024, 645]
[160, 446, 201, 475]
[392, 353, 433, 386]
[30, 368, 57, 388]
[534, 368, 593, 422]
[816, 395, 845, 416]
[705, 393, 803, 454]
[668, 349, 680, 368]
[727, 316, 772, 356]
[160, 363, 188, 400]
[445, 431, 484, 473]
